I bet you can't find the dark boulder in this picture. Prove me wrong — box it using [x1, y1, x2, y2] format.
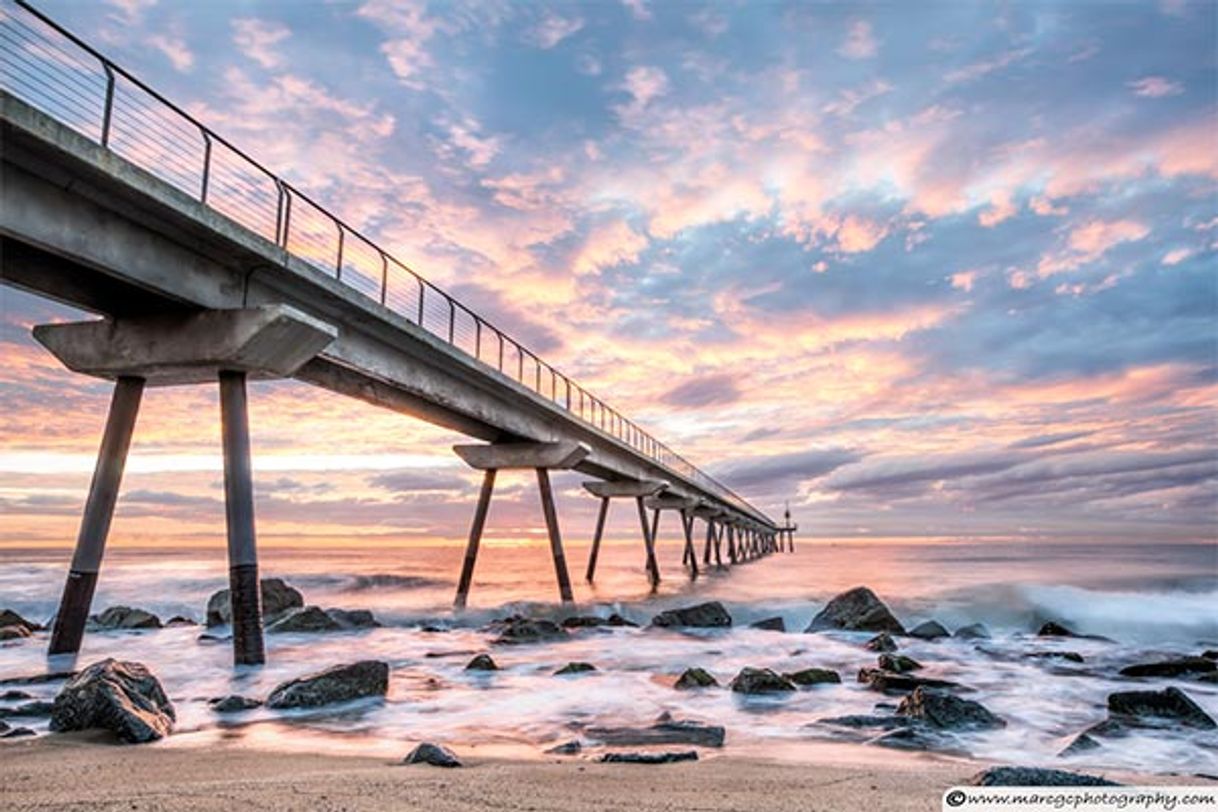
[805, 587, 904, 634]
[562, 615, 609, 629]
[265, 660, 389, 709]
[1038, 621, 1076, 637]
[327, 609, 380, 629]
[600, 751, 698, 764]
[266, 606, 341, 634]
[1, 725, 35, 738]
[492, 617, 568, 645]
[954, 623, 990, 640]
[586, 719, 724, 747]
[674, 667, 718, 690]
[865, 633, 898, 652]
[1203, 650, 1217, 661]
[0, 671, 75, 686]
[785, 667, 841, 686]
[1, 690, 34, 700]
[857, 667, 961, 693]
[555, 662, 596, 675]
[1027, 651, 1084, 664]
[651, 601, 732, 629]
[909, 620, 950, 640]
[896, 686, 1005, 730]
[49, 659, 175, 743]
[402, 742, 461, 767]
[867, 727, 943, 752]
[90, 606, 161, 630]
[165, 616, 196, 627]
[1059, 732, 1101, 757]
[1107, 686, 1215, 729]
[465, 654, 499, 671]
[546, 740, 582, 755]
[208, 695, 262, 713]
[818, 714, 910, 730]
[877, 654, 922, 673]
[750, 617, 786, 632]
[0, 626, 31, 641]
[0, 609, 40, 633]
[607, 613, 639, 627]
[0, 700, 53, 718]
[1118, 657, 1216, 678]
[206, 577, 303, 627]
[729, 667, 796, 694]
[971, 767, 1120, 786]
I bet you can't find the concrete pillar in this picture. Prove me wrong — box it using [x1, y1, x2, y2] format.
[537, 469, 574, 603]
[454, 469, 496, 608]
[48, 376, 145, 656]
[726, 524, 737, 563]
[713, 521, 724, 566]
[636, 497, 660, 589]
[219, 370, 265, 667]
[680, 510, 698, 579]
[584, 495, 610, 582]
[703, 518, 714, 565]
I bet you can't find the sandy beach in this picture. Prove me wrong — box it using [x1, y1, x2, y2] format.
[2, 733, 1211, 812]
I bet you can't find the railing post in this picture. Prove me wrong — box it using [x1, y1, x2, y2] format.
[379, 252, 389, 307]
[199, 129, 212, 204]
[100, 62, 115, 147]
[335, 225, 345, 279]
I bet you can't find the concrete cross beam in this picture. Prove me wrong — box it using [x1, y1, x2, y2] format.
[582, 479, 668, 498]
[454, 441, 590, 471]
[643, 492, 701, 512]
[33, 305, 337, 386]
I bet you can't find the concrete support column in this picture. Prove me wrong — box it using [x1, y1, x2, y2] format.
[713, 521, 724, 566]
[537, 469, 574, 603]
[219, 370, 265, 667]
[680, 510, 698, 580]
[584, 495, 610, 582]
[636, 497, 660, 589]
[703, 519, 715, 565]
[726, 524, 737, 564]
[455, 469, 496, 608]
[48, 376, 145, 656]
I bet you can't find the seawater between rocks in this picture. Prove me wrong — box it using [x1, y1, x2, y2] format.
[1, 539, 1215, 773]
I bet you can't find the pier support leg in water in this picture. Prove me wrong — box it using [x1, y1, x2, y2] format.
[581, 479, 666, 585]
[727, 523, 738, 564]
[703, 518, 715, 566]
[453, 441, 591, 607]
[220, 370, 265, 666]
[48, 376, 145, 656]
[637, 498, 660, 589]
[585, 496, 610, 582]
[680, 509, 698, 579]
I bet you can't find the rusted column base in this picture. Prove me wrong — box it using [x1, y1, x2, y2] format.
[47, 570, 98, 656]
[229, 563, 265, 666]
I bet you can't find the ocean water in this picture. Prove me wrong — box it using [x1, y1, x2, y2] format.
[1, 538, 1215, 773]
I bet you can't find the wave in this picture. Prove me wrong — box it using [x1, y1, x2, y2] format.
[344, 573, 448, 592]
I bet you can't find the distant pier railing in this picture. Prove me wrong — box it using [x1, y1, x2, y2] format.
[0, 0, 772, 525]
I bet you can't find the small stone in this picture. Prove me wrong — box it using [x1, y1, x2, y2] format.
[402, 742, 461, 767]
[599, 751, 698, 764]
[1038, 621, 1075, 637]
[784, 667, 841, 686]
[0, 609, 39, 632]
[165, 616, 197, 627]
[464, 654, 499, 671]
[266, 606, 342, 634]
[1, 726, 35, 738]
[749, 617, 786, 632]
[1059, 732, 1101, 757]
[909, 620, 950, 640]
[1118, 657, 1216, 678]
[492, 617, 568, 645]
[0, 626, 31, 641]
[265, 660, 389, 709]
[954, 623, 990, 640]
[805, 587, 904, 634]
[326, 609, 380, 629]
[586, 719, 724, 747]
[554, 662, 596, 675]
[651, 601, 732, 629]
[208, 695, 262, 713]
[1, 690, 34, 701]
[971, 767, 1120, 787]
[561, 616, 609, 628]
[674, 667, 718, 690]
[818, 714, 910, 730]
[0, 700, 53, 718]
[546, 740, 582, 755]
[728, 667, 796, 694]
[1202, 650, 1217, 661]
[90, 606, 162, 630]
[868, 726, 940, 751]
[1027, 651, 1085, 664]
[857, 668, 961, 693]
[865, 633, 898, 652]
[877, 654, 922, 673]
[897, 687, 1005, 730]
[607, 613, 639, 627]
[1107, 686, 1215, 729]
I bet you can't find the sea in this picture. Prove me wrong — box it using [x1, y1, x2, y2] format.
[1, 538, 1215, 774]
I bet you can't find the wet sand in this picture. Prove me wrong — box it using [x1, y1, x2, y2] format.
[2, 733, 1207, 812]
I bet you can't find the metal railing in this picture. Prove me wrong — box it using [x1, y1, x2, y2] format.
[0, 0, 773, 527]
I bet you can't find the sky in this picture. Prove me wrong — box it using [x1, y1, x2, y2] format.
[1, 0, 1216, 551]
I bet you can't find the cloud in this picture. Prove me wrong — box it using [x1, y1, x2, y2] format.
[527, 11, 584, 49]
[1128, 76, 1183, 97]
[232, 18, 291, 70]
[622, 0, 651, 21]
[838, 20, 877, 60]
[716, 448, 863, 491]
[147, 32, 193, 71]
[660, 373, 741, 408]
[571, 220, 649, 276]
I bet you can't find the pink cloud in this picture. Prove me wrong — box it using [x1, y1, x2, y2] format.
[232, 18, 291, 70]
[1128, 76, 1184, 98]
[571, 220, 649, 276]
[838, 20, 877, 60]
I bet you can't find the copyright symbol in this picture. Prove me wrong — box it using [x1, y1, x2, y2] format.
[945, 789, 967, 807]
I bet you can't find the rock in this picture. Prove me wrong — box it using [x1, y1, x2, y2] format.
[546, 740, 582, 755]
[600, 751, 698, 764]
[805, 587, 904, 634]
[1106, 686, 1215, 729]
[909, 620, 950, 640]
[1, 690, 34, 700]
[749, 617, 786, 632]
[970, 767, 1121, 787]
[674, 667, 718, 690]
[1059, 732, 1101, 756]
[1027, 651, 1084, 663]
[1119, 657, 1216, 678]
[49, 659, 175, 743]
[954, 623, 990, 640]
[865, 633, 898, 652]
[206, 577, 303, 627]
[1198, 672, 1218, 684]
[867, 726, 941, 751]
[165, 616, 196, 627]
[608, 613, 638, 627]
[90, 606, 162, 630]
[1035, 621, 1113, 641]
[0, 671, 75, 686]
[465, 654, 499, 671]
[785, 667, 841, 686]
[0, 626, 31, 641]
[266, 606, 342, 634]
[1203, 650, 1218, 661]
[327, 609, 380, 629]
[728, 667, 796, 694]
[896, 686, 1005, 730]
[562, 615, 609, 628]
[0, 609, 39, 632]
[492, 617, 568, 645]
[555, 662, 596, 675]
[1, 726, 35, 738]
[208, 695, 262, 713]
[0, 700, 54, 718]
[651, 601, 732, 629]
[818, 714, 911, 730]
[877, 654, 922, 673]
[402, 742, 461, 767]
[586, 719, 725, 747]
[857, 668, 961, 693]
[265, 661, 389, 709]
